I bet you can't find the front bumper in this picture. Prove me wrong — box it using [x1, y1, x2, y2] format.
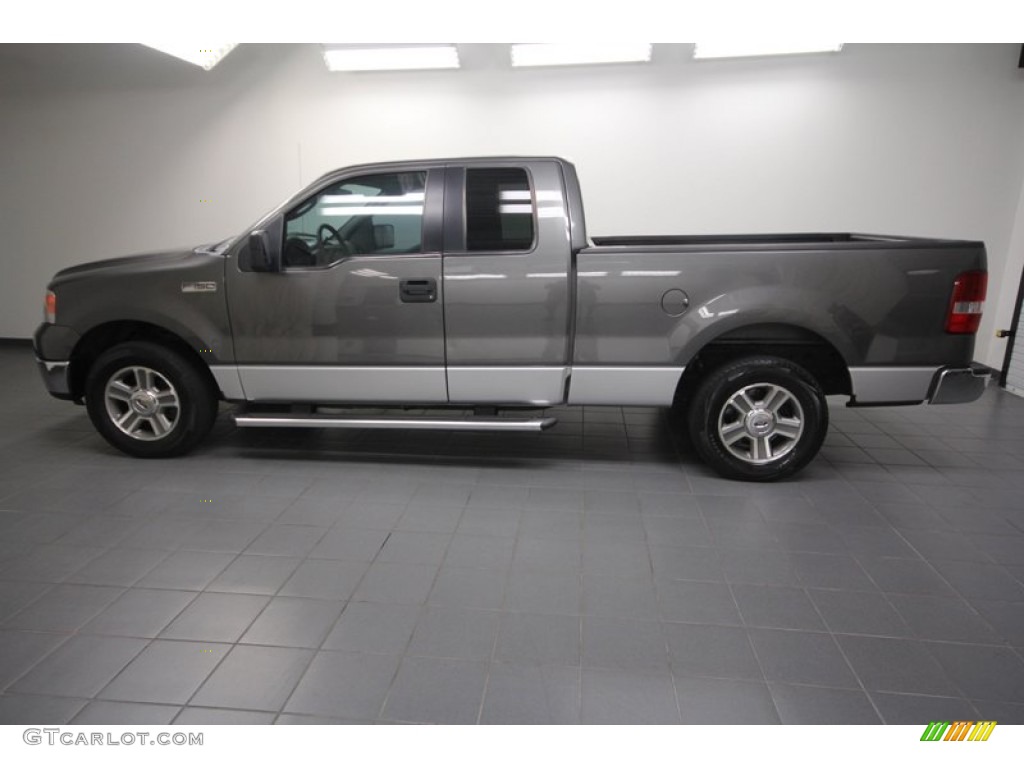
[35, 357, 74, 400]
[34, 322, 80, 360]
[34, 322, 80, 401]
[928, 364, 990, 405]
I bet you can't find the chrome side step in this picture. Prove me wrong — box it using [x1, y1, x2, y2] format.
[234, 414, 557, 432]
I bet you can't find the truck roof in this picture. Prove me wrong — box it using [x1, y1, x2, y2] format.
[310, 156, 574, 185]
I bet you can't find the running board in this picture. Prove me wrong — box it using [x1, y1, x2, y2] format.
[233, 414, 557, 432]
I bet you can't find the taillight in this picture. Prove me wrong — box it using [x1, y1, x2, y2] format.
[945, 270, 987, 334]
[44, 291, 56, 324]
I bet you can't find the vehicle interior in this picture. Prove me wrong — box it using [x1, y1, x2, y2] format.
[282, 171, 426, 269]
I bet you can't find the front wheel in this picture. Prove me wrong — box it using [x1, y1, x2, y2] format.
[85, 341, 218, 458]
[687, 356, 828, 481]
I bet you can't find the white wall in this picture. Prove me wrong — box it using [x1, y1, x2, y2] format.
[2, 43, 1023, 368]
[996, 172, 1024, 379]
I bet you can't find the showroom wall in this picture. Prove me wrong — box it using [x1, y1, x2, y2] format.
[2, 43, 1023, 368]
[996, 174, 1024, 373]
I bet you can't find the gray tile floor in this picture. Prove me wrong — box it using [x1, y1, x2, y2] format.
[2, 342, 1024, 724]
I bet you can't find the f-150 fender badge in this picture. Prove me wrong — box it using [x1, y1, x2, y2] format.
[181, 281, 218, 293]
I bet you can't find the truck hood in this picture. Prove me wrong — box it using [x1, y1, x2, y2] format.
[51, 246, 219, 287]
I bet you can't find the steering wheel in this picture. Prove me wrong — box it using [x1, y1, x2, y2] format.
[317, 222, 354, 254]
[317, 223, 341, 246]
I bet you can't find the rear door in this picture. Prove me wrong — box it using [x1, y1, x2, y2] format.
[225, 166, 448, 403]
[441, 161, 574, 405]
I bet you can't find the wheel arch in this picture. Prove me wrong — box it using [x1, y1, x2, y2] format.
[68, 320, 219, 402]
[674, 323, 852, 408]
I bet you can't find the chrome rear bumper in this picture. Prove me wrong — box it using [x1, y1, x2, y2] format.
[928, 365, 990, 405]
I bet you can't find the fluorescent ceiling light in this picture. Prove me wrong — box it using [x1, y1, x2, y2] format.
[511, 44, 652, 68]
[142, 44, 237, 70]
[693, 43, 843, 60]
[323, 46, 459, 72]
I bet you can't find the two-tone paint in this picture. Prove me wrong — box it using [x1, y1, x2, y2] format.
[34, 156, 988, 411]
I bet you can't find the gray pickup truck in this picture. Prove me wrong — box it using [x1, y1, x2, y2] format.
[34, 156, 989, 480]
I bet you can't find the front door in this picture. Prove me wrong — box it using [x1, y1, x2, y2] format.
[225, 167, 448, 404]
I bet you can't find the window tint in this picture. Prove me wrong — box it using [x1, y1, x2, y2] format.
[282, 171, 426, 268]
[465, 168, 535, 252]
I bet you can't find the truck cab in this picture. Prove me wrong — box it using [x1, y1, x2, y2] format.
[224, 157, 580, 409]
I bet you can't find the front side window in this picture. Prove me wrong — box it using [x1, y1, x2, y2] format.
[282, 171, 426, 268]
[465, 168, 535, 252]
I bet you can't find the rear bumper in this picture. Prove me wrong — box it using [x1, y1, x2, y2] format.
[928, 364, 990, 405]
[35, 357, 74, 400]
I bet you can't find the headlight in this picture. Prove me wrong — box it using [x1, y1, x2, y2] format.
[44, 290, 56, 324]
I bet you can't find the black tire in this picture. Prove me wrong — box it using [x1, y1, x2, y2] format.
[84, 341, 218, 458]
[686, 356, 828, 482]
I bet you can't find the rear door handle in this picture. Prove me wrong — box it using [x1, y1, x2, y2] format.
[399, 278, 437, 303]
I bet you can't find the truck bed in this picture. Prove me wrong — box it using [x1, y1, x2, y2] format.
[573, 232, 986, 372]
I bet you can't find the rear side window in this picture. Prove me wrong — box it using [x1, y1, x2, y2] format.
[465, 168, 535, 252]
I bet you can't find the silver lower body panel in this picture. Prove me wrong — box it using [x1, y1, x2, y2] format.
[208, 363, 686, 408]
[209, 365, 245, 400]
[567, 366, 684, 406]
[446, 366, 567, 406]
[229, 365, 447, 404]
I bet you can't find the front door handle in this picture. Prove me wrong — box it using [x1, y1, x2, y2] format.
[400, 279, 437, 303]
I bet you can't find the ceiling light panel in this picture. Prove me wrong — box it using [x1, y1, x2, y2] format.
[143, 44, 237, 70]
[323, 46, 460, 72]
[693, 43, 843, 60]
[511, 44, 652, 68]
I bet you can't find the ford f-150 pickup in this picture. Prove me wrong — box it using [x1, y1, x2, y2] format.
[33, 156, 989, 480]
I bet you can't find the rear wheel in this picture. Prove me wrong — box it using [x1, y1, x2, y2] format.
[85, 341, 218, 458]
[687, 356, 828, 481]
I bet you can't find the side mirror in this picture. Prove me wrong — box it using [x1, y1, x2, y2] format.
[248, 230, 281, 273]
[373, 224, 395, 250]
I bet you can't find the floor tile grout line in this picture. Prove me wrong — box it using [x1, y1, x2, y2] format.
[722, 580, 781, 724]
[800, 580, 887, 725]
[633, 484, 683, 724]
[870, 522, 1018, 651]
[270, 522, 395, 721]
[165, 533, 318, 713]
[368, 497, 469, 724]
[474, 557, 516, 725]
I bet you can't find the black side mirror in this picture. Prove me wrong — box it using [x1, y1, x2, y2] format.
[248, 230, 281, 273]
[373, 224, 395, 250]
